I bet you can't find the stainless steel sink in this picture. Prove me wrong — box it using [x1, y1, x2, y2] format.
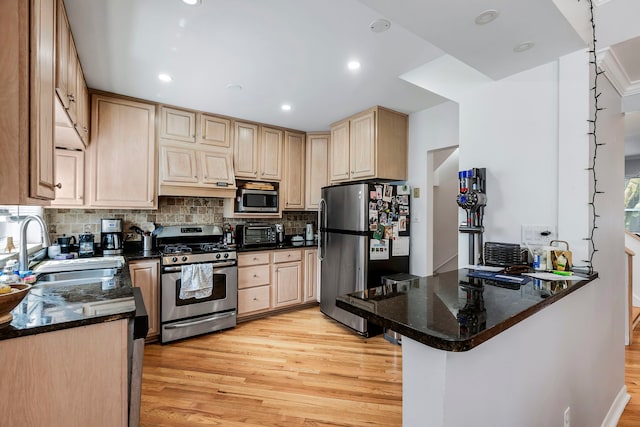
[35, 268, 117, 287]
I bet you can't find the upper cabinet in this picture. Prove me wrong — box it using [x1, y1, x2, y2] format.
[234, 122, 283, 182]
[305, 133, 329, 210]
[55, 0, 90, 147]
[0, 0, 57, 204]
[283, 131, 305, 210]
[51, 148, 84, 207]
[158, 106, 236, 198]
[160, 107, 196, 143]
[329, 106, 408, 184]
[87, 94, 157, 209]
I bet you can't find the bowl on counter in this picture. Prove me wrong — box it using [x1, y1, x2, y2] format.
[0, 284, 31, 327]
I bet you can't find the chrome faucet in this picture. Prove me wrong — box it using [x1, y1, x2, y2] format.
[18, 215, 51, 271]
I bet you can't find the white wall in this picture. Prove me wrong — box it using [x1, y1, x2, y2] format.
[405, 50, 626, 426]
[408, 101, 459, 276]
[432, 148, 459, 273]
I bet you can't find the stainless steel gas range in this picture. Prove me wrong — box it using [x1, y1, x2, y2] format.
[155, 225, 237, 343]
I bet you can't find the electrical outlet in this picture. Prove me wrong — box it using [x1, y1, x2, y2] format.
[521, 224, 556, 246]
[413, 187, 420, 198]
[564, 407, 570, 427]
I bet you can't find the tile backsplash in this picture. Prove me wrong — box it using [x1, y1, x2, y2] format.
[44, 196, 317, 242]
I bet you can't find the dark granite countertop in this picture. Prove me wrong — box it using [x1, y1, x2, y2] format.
[124, 249, 163, 261]
[237, 239, 318, 252]
[0, 262, 138, 341]
[336, 268, 598, 352]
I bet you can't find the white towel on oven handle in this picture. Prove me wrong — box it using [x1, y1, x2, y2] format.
[179, 263, 213, 300]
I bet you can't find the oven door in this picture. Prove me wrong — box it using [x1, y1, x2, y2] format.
[161, 263, 238, 323]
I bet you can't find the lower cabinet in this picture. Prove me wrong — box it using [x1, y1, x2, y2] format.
[271, 250, 302, 308]
[128, 259, 159, 341]
[237, 248, 316, 320]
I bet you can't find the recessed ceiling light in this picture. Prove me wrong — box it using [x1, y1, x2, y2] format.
[370, 19, 391, 33]
[226, 83, 243, 91]
[281, 104, 292, 111]
[513, 41, 535, 53]
[158, 73, 173, 82]
[182, 0, 201, 5]
[348, 61, 361, 71]
[474, 10, 499, 25]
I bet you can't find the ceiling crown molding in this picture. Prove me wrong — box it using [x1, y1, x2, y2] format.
[597, 47, 640, 97]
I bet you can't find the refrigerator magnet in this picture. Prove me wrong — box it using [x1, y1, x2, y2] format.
[398, 195, 409, 205]
[384, 226, 393, 239]
[399, 205, 409, 215]
[369, 210, 378, 230]
[383, 184, 393, 202]
[370, 239, 390, 260]
[375, 185, 383, 200]
[370, 190, 377, 200]
[397, 185, 411, 195]
[399, 216, 407, 231]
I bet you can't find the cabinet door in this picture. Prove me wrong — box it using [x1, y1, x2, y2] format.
[200, 151, 235, 185]
[349, 111, 376, 180]
[66, 35, 78, 126]
[259, 127, 283, 181]
[305, 133, 328, 210]
[52, 148, 84, 206]
[329, 120, 350, 183]
[159, 145, 198, 184]
[88, 95, 156, 208]
[30, 0, 56, 200]
[75, 62, 90, 145]
[199, 114, 231, 149]
[283, 131, 305, 210]
[304, 249, 318, 303]
[271, 261, 302, 308]
[55, 0, 70, 109]
[160, 107, 196, 142]
[129, 259, 160, 340]
[233, 122, 259, 179]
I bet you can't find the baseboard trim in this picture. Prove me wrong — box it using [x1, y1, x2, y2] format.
[601, 385, 630, 427]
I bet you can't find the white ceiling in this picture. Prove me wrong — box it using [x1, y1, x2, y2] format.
[64, 0, 640, 134]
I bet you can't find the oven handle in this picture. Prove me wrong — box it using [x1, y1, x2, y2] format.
[164, 311, 236, 329]
[162, 261, 236, 273]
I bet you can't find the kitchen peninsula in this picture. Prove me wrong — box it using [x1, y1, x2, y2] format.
[337, 268, 598, 426]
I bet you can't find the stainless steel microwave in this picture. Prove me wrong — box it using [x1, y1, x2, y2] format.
[235, 188, 279, 213]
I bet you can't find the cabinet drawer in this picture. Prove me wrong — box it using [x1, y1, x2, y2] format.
[272, 249, 302, 264]
[238, 252, 270, 267]
[238, 265, 270, 289]
[238, 286, 271, 315]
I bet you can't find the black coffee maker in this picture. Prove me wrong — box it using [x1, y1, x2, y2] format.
[101, 219, 123, 255]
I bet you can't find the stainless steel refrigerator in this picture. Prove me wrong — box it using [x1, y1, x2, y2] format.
[319, 182, 411, 336]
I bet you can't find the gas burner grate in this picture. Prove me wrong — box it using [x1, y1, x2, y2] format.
[200, 243, 227, 252]
[162, 244, 193, 255]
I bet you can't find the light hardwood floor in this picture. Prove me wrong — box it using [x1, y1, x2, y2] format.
[619, 331, 640, 426]
[140, 306, 402, 427]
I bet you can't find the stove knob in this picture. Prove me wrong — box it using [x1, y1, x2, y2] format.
[224, 253, 229, 258]
[171, 257, 178, 263]
[182, 256, 188, 262]
[216, 253, 221, 259]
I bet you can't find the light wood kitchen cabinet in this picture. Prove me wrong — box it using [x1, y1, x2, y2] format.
[55, 0, 70, 109]
[283, 131, 305, 210]
[0, 319, 129, 426]
[200, 114, 232, 149]
[1, 0, 59, 205]
[272, 249, 303, 308]
[238, 252, 271, 317]
[129, 259, 160, 341]
[87, 94, 157, 209]
[51, 148, 84, 207]
[304, 249, 318, 303]
[305, 133, 329, 210]
[329, 120, 350, 183]
[158, 106, 236, 198]
[160, 106, 196, 142]
[234, 122, 283, 182]
[55, 0, 90, 147]
[329, 106, 408, 184]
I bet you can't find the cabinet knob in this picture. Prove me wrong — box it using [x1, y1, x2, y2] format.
[253, 297, 258, 301]
[55, 183, 62, 189]
[68, 94, 75, 102]
[253, 274, 258, 278]
[253, 257, 258, 261]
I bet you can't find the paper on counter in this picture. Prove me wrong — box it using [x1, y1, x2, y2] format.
[463, 265, 503, 272]
[523, 272, 585, 281]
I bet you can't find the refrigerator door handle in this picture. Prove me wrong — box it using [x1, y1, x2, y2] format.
[318, 198, 326, 261]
